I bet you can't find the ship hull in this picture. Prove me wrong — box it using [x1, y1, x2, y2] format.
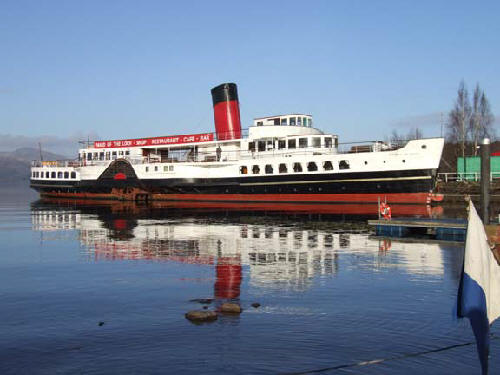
[31, 168, 440, 204]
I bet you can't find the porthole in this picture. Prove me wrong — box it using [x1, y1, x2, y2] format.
[364, 161, 368, 165]
[402, 160, 405, 163]
[421, 145, 427, 149]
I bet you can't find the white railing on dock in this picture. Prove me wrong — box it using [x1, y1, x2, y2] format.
[437, 172, 500, 182]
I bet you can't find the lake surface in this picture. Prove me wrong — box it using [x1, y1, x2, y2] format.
[1, 186, 499, 374]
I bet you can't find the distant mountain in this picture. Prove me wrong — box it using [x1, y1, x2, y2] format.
[0, 148, 69, 184]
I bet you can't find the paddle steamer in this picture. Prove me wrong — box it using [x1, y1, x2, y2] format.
[30, 83, 444, 204]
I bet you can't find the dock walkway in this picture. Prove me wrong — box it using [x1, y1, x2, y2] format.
[368, 218, 467, 241]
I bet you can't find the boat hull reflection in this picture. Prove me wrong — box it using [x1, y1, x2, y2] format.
[34, 197, 443, 218]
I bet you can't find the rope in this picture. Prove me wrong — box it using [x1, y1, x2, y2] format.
[281, 335, 499, 374]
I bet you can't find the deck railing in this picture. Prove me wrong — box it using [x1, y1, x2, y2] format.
[31, 139, 411, 168]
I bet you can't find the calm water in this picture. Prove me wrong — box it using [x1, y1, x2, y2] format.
[1, 186, 499, 374]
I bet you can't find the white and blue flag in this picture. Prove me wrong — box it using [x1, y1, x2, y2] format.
[457, 201, 500, 374]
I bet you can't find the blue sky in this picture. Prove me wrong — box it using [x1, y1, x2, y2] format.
[1, 0, 499, 153]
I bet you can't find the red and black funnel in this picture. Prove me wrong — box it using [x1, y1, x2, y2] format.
[211, 83, 242, 141]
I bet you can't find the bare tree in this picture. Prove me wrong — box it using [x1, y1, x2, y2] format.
[447, 80, 471, 158]
[407, 127, 423, 140]
[479, 91, 495, 141]
[389, 129, 405, 147]
[469, 84, 495, 155]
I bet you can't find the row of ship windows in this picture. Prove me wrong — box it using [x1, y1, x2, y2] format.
[249, 137, 335, 152]
[256, 116, 312, 127]
[32, 171, 77, 179]
[82, 150, 130, 161]
[145, 165, 175, 172]
[240, 160, 350, 175]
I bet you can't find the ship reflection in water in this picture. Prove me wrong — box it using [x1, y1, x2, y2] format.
[20, 199, 493, 374]
[31, 199, 458, 295]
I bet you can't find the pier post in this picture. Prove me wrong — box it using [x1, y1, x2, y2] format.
[480, 138, 490, 224]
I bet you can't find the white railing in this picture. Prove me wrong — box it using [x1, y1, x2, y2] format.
[437, 172, 500, 182]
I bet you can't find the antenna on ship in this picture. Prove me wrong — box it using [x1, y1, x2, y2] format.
[38, 142, 43, 161]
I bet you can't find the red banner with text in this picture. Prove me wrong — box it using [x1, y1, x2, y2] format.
[94, 133, 214, 148]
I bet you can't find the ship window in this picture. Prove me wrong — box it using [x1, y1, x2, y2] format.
[119, 151, 124, 156]
[93, 152, 98, 160]
[257, 121, 263, 126]
[325, 137, 333, 148]
[290, 117, 296, 126]
[281, 118, 287, 126]
[105, 152, 110, 160]
[308, 118, 313, 127]
[64, 172, 69, 179]
[35, 172, 39, 178]
[112, 151, 117, 159]
[71, 172, 76, 178]
[46, 171, 50, 178]
[299, 138, 308, 148]
[334, 138, 339, 147]
[273, 118, 280, 125]
[312, 137, 321, 147]
[169, 165, 174, 171]
[297, 117, 302, 126]
[99, 152, 104, 160]
[303, 117, 307, 127]
[87, 153, 92, 160]
[252, 165, 260, 174]
[278, 140, 286, 149]
[32, 171, 35, 178]
[307, 162, 318, 171]
[258, 141, 266, 152]
[154, 166, 158, 172]
[57, 172, 63, 178]
[125, 150, 130, 155]
[248, 142, 256, 152]
[323, 161, 333, 171]
[339, 160, 350, 170]
[240, 166, 248, 174]
[293, 162, 303, 172]
[145, 166, 149, 172]
[164, 166, 168, 172]
[279, 163, 288, 173]
[265, 164, 273, 174]
[50, 172, 55, 178]
[288, 139, 296, 149]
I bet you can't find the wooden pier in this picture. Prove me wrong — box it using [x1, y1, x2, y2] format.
[368, 219, 467, 241]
